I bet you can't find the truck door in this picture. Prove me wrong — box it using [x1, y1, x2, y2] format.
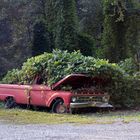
[29, 86, 47, 106]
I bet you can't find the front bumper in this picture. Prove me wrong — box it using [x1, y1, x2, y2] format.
[70, 102, 113, 109]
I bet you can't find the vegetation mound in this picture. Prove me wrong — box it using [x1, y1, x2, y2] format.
[1, 50, 140, 108]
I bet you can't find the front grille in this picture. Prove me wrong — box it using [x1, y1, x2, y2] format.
[76, 96, 103, 103]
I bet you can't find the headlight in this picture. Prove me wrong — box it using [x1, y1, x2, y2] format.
[71, 97, 77, 103]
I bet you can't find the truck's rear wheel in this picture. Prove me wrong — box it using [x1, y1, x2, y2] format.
[4, 97, 16, 109]
[52, 99, 67, 114]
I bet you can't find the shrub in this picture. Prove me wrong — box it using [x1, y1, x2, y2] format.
[108, 76, 140, 108]
[1, 50, 123, 84]
[1, 69, 20, 84]
[1, 50, 140, 108]
[119, 58, 138, 75]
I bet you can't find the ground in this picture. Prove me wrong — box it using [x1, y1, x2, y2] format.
[0, 122, 140, 140]
[0, 107, 140, 140]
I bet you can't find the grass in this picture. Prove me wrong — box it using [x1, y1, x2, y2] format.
[0, 107, 140, 124]
[0, 108, 96, 124]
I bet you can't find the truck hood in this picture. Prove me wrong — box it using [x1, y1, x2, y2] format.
[51, 74, 98, 90]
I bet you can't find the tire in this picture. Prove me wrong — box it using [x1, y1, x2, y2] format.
[51, 99, 67, 114]
[4, 97, 16, 109]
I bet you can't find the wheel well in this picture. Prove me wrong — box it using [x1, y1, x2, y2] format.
[50, 97, 64, 109]
[5, 96, 14, 102]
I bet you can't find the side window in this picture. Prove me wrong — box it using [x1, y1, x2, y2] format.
[33, 76, 44, 85]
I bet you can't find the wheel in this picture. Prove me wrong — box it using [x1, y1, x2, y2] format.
[4, 97, 16, 109]
[51, 99, 67, 114]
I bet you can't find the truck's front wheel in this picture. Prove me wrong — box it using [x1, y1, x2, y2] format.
[52, 99, 67, 114]
[4, 97, 16, 109]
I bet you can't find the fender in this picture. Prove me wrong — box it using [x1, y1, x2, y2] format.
[46, 92, 71, 107]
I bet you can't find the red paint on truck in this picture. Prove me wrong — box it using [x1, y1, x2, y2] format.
[0, 74, 112, 113]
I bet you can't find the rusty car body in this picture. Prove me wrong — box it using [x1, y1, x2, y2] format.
[0, 74, 112, 113]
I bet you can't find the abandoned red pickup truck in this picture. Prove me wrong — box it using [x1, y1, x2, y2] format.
[0, 74, 112, 113]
